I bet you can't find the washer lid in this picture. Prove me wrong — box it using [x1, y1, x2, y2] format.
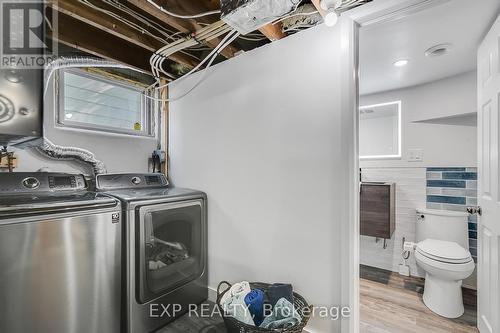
[417, 239, 472, 264]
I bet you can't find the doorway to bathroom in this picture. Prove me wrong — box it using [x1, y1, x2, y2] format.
[356, 1, 500, 332]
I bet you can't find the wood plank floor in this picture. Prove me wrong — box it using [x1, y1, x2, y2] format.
[157, 266, 478, 333]
[360, 265, 478, 333]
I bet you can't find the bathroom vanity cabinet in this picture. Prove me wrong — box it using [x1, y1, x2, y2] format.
[360, 182, 395, 239]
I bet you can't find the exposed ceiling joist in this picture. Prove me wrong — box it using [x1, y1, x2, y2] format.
[259, 23, 286, 41]
[311, 0, 327, 17]
[52, 12, 159, 73]
[126, 0, 238, 59]
[52, 0, 198, 69]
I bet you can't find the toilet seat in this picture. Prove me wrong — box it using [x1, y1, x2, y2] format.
[416, 239, 472, 264]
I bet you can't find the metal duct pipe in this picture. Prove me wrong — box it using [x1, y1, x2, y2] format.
[36, 138, 107, 176]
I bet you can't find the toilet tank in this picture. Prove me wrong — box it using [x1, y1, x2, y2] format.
[415, 208, 469, 249]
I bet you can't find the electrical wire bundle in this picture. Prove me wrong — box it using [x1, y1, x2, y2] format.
[149, 21, 234, 78]
[73, 0, 319, 102]
[147, 27, 240, 102]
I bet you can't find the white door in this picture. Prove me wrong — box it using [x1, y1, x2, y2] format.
[477, 14, 500, 333]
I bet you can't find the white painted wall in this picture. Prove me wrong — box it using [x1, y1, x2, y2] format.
[360, 71, 477, 168]
[169, 24, 350, 332]
[5, 75, 157, 174]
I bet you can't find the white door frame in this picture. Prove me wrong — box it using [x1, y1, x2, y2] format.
[339, 1, 453, 332]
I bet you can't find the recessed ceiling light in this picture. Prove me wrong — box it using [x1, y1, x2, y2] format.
[425, 43, 453, 58]
[393, 59, 409, 67]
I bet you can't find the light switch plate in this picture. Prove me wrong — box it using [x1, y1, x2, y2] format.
[407, 149, 424, 162]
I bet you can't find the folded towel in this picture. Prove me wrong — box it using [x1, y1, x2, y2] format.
[267, 283, 294, 306]
[220, 281, 254, 326]
[244, 289, 265, 326]
[260, 297, 302, 329]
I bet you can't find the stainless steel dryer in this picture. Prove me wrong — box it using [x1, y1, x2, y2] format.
[96, 173, 208, 333]
[0, 172, 122, 333]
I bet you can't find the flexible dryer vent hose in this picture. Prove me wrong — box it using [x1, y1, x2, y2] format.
[36, 138, 107, 176]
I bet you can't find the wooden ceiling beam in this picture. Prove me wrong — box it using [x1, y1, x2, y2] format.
[126, 0, 238, 59]
[51, 0, 198, 69]
[259, 23, 286, 41]
[310, 0, 327, 17]
[52, 12, 162, 74]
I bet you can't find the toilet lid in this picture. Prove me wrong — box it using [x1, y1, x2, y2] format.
[417, 239, 472, 264]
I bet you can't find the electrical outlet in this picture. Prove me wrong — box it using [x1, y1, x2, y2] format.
[153, 150, 166, 163]
[407, 149, 424, 162]
[398, 264, 410, 276]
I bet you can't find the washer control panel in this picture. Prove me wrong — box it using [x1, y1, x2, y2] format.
[0, 172, 86, 194]
[96, 173, 168, 191]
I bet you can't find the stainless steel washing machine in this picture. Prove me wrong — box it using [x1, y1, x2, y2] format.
[96, 173, 208, 333]
[0, 172, 122, 333]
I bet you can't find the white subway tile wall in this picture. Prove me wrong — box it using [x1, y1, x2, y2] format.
[360, 168, 426, 278]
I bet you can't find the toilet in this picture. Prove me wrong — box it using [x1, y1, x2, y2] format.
[414, 208, 475, 318]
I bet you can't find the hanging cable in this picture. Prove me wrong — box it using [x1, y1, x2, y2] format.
[146, 0, 221, 19]
[272, 11, 319, 24]
[153, 29, 237, 88]
[162, 32, 240, 102]
[145, 30, 240, 102]
[150, 21, 232, 78]
[238, 35, 268, 42]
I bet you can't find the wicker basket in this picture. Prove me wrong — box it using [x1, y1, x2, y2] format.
[216, 281, 312, 333]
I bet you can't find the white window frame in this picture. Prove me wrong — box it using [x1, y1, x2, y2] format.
[56, 68, 156, 137]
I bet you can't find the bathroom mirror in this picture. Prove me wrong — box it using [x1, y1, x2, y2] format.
[359, 101, 401, 159]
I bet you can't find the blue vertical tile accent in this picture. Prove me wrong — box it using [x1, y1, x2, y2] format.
[426, 167, 478, 249]
[468, 222, 477, 231]
[427, 195, 466, 205]
[427, 180, 466, 188]
[442, 172, 477, 180]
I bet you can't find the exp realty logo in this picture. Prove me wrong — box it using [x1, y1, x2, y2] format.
[0, 0, 56, 68]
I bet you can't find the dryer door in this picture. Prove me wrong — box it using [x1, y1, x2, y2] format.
[136, 200, 205, 303]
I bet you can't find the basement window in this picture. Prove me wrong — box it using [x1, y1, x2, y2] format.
[57, 69, 155, 136]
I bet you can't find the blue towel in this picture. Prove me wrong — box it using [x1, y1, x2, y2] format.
[267, 283, 293, 306]
[260, 297, 302, 329]
[244, 289, 265, 326]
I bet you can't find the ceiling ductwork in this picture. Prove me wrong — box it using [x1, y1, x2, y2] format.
[220, 0, 298, 34]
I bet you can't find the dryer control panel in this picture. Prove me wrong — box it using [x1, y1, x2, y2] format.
[95, 173, 168, 191]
